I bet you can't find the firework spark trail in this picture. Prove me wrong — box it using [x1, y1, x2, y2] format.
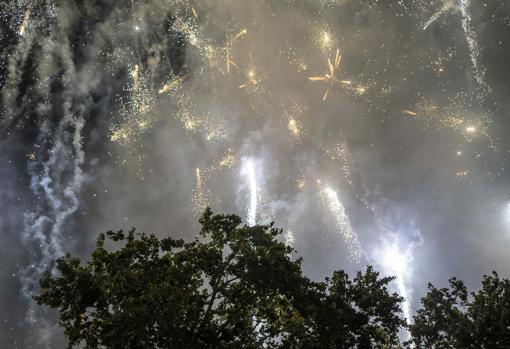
[18, 0, 33, 36]
[423, 3, 450, 30]
[192, 167, 208, 214]
[241, 158, 258, 226]
[7, 23, 90, 341]
[366, 198, 424, 339]
[320, 184, 363, 263]
[374, 236, 416, 340]
[3, 24, 36, 119]
[423, 0, 487, 90]
[459, 0, 486, 89]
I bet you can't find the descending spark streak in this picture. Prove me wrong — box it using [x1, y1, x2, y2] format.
[241, 158, 258, 226]
[459, 0, 485, 88]
[226, 29, 247, 74]
[193, 168, 207, 214]
[423, 0, 486, 89]
[321, 185, 363, 262]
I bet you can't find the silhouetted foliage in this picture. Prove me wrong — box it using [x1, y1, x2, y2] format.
[36, 208, 406, 348]
[409, 272, 510, 348]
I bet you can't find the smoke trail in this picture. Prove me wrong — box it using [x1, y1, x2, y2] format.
[241, 157, 258, 226]
[1, 6, 95, 342]
[21, 103, 85, 305]
[284, 230, 295, 247]
[19, 37, 88, 336]
[320, 184, 363, 263]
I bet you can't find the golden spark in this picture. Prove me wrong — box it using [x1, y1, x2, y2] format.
[402, 110, 417, 116]
[18, 0, 32, 36]
[309, 49, 352, 101]
[159, 75, 186, 94]
[288, 116, 302, 139]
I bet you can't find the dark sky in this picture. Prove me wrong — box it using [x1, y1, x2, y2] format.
[1, 0, 510, 347]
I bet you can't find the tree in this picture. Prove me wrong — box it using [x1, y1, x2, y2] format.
[36, 208, 406, 348]
[409, 272, 510, 348]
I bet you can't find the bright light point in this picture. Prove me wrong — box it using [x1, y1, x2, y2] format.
[456, 150, 462, 156]
[466, 126, 476, 133]
[374, 237, 414, 339]
[134, 25, 140, 31]
[322, 32, 330, 44]
[379, 241, 409, 276]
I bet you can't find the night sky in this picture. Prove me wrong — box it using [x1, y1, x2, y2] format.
[1, 0, 510, 347]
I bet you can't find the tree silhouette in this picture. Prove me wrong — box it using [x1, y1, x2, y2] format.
[410, 272, 510, 348]
[36, 208, 405, 348]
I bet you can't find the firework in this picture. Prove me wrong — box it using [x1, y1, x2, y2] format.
[423, 0, 488, 91]
[110, 64, 154, 145]
[193, 168, 208, 214]
[219, 149, 238, 168]
[18, 0, 32, 36]
[374, 238, 413, 339]
[241, 158, 259, 226]
[324, 143, 354, 186]
[402, 109, 417, 116]
[26, 152, 36, 161]
[296, 177, 308, 190]
[405, 97, 496, 150]
[130, 64, 141, 91]
[159, 75, 186, 94]
[313, 24, 337, 54]
[287, 116, 303, 139]
[423, 3, 450, 30]
[239, 69, 259, 90]
[309, 49, 352, 101]
[319, 183, 363, 263]
[227, 29, 247, 74]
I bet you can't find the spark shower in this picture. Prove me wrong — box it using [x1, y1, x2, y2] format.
[1, 0, 510, 346]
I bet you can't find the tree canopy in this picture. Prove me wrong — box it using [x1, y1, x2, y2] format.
[409, 272, 510, 348]
[36, 209, 510, 348]
[36, 209, 406, 348]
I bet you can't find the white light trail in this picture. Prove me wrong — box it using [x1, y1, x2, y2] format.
[459, 0, 486, 89]
[321, 184, 363, 263]
[423, 3, 450, 30]
[423, 0, 487, 90]
[241, 158, 258, 226]
[373, 235, 417, 341]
